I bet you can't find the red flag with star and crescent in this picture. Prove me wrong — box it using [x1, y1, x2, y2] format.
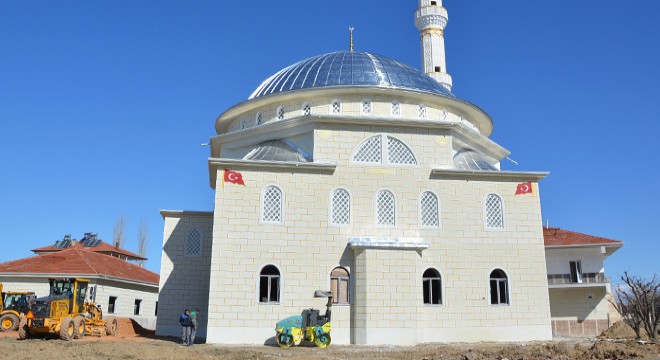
[515, 182, 533, 195]
[223, 169, 245, 187]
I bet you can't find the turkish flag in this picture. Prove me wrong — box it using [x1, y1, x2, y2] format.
[515, 182, 533, 195]
[224, 169, 245, 186]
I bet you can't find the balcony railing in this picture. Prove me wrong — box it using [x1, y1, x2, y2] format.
[547, 272, 609, 285]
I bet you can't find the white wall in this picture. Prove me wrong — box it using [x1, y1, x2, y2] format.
[545, 247, 604, 275]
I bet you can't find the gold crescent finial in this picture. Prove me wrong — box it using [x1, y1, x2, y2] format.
[349, 26, 355, 52]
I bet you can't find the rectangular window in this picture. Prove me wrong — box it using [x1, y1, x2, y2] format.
[108, 296, 117, 314]
[570, 261, 582, 283]
[330, 277, 349, 304]
[134, 299, 142, 315]
[155, 301, 158, 316]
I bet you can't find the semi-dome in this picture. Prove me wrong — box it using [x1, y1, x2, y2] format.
[249, 51, 456, 100]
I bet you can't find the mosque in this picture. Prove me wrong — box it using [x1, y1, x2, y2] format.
[155, 1, 621, 344]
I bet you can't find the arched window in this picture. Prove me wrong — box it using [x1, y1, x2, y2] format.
[489, 269, 509, 305]
[256, 112, 263, 125]
[184, 227, 202, 257]
[360, 98, 372, 115]
[330, 188, 351, 226]
[259, 265, 280, 304]
[420, 191, 440, 228]
[330, 267, 350, 304]
[277, 106, 285, 120]
[418, 104, 427, 119]
[331, 99, 341, 114]
[302, 102, 311, 116]
[261, 185, 283, 224]
[423, 268, 442, 305]
[351, 134, 418, 166]
[391, 101, 401, 116]
[484, 194, 504, 229]
[240, 118, 248, 130]
[376, 190, 396, 226]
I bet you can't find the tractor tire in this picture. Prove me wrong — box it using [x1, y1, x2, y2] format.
[104, 316, 118, 336]
[17, 316, 29, 340]
[0, 313, 19, 332]
[59, 316, 75, 341]
[73, 316, 86, 339]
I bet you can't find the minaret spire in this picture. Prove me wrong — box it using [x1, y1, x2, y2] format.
[414, 0, 452, 91]
[349, 26, 355, 52]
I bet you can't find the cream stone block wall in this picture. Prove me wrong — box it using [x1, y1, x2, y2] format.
[156, 213, 213, 338]
[0, 277, 50, 298]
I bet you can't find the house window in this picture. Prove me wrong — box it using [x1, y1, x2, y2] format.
[418, 104, 427, 119]
[330, 267, 350, 305]
[261, 185, 283, 224]
[256, 112, 263, 125]
[240, 118, 247, 130]
[155, 301, 158, 316]
[277, 106, 285, 120]
[134, 299, 142, 315]
[570, 261, 583, 283]
[108, 296, 117, 314]
[351, 134, 418, 166]
[484, 194, 504, 229]
[184, 227, 203, 257]
[360, 98, 372, 115]
[330, 188, 351, 226]
[423, 268, 442, 305]
[420, 191, 440, 228]
[259, 265, 280, 304]
[489, 269, 509, 305]
[376, 190, 396, 226]
[302, 102, 311, 116]
[391, 101, 401, 116]
[331, 99, 341, 114]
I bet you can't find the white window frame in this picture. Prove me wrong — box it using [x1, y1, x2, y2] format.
[350, 134, 419, 167]
[255, 112, 263, 125]
[360, 98, 372, 115]
[330, 99, 342, 115]
[483, 193, 505, 231]
[374, 189, 397, 227]
[302, 102, 312, 116]
[329, 266, 351, 305]
[257, 263, 282, 305]
[260, 184, 284, 225]
[422, 268, 444, 306]
[184, 227, 203, 257]
[488, 267, 511, 306]
[276, 106, 285, 121]
[329, 187, 352, 227]
[390, 100, 401, 117]
[418, 104, 427, 119]
[419, 190, 441, 229]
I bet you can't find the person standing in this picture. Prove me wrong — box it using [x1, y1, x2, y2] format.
[189, 308, 200, 345]
[179, 309, 192, 345]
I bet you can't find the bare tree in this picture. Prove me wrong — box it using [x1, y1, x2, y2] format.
[610, 272, 659, 342]
[137, 220, 149, 268]
[112, 214, 126, 249]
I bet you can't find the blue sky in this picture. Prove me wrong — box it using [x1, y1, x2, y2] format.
[0, 1, 658, 280]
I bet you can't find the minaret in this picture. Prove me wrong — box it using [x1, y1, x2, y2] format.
[414, 0, 452, 91]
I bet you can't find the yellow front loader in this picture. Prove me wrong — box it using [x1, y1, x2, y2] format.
[0, 283, 35, 332]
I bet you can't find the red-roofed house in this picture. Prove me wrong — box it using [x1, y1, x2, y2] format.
[0, 234, 160, 329]
[543, 227, 623, 337]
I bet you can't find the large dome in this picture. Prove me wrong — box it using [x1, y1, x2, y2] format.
[249, 51, 456, 100]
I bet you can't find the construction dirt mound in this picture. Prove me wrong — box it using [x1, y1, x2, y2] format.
[599, 320, 650, 340]
[116, 317, 155, 338]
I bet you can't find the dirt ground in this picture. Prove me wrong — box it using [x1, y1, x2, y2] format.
[1, 320, 658, 360]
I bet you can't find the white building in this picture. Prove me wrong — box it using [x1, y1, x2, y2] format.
[156, 1, 620, 344]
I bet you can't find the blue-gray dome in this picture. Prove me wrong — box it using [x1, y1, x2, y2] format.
[249, 51, 455, 99]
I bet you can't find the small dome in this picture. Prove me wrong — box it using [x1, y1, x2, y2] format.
[453, 149, 497, 171]
[244, 140, 312, 162]
[249, 51, 455, 100]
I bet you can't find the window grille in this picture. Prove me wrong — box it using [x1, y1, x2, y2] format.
[302, 102, 311, 116]
[420, 191, 439, 227]
[489, 269, 509, 305]
[262, 186, 283, 223]
[376, 190, 395, 226]
[418, 104, 427, 119]
[352, 135, 382, 163]
[256, 112, 263, 125]
[330, 267, 350, 304]
[240, 118, 247, 130]
[331, 100, 341, 114]
[485, 194, 504, 229]
[361, 99, 372, 115]
[184, 228, 202, 256]
[277, 106, 285, 120]
[259, 265, 280, 303]
[391, 101, 401, 116]
[330, 188, 350, 225]
[423, 268, 442, 305]
[387, 136, 417, 165]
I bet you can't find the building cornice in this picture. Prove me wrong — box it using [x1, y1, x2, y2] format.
[208, 158, 337, 189]
[0, 272, 159, 289]
[160, 210, 214, 219]
[431, 169, 549, 181]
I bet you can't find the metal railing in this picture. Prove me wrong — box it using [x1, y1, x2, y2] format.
[547, 272, 609, 285]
